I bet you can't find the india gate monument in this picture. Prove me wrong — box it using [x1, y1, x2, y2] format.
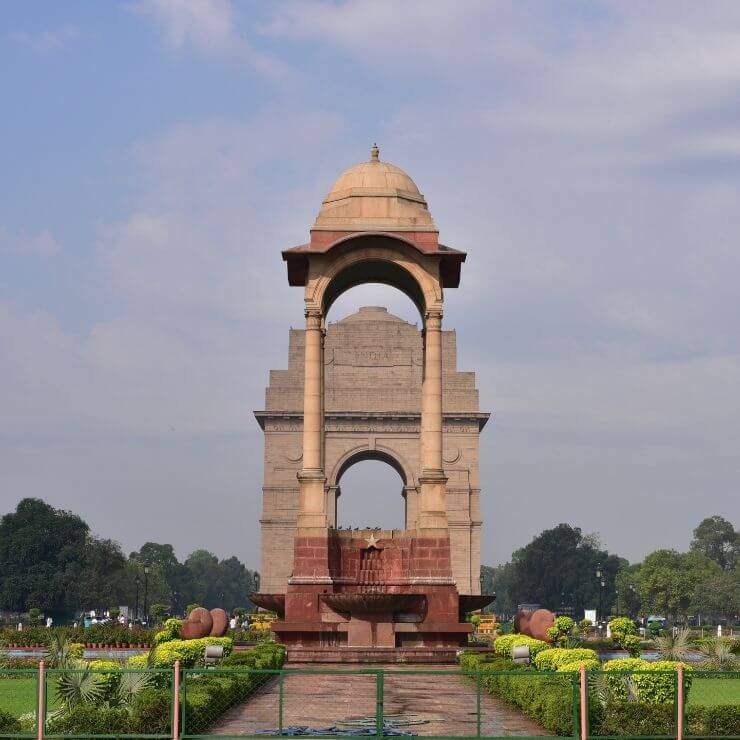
[252, 146, 492, 662]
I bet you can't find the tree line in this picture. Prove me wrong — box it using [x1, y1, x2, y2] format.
[483, 515, 738, 622]
[0, 498, 257, 619]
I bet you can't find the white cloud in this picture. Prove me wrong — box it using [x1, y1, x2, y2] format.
[132, 0, 288, 78]
[9, 23, 79, 53]
[0, 228, 60, 257]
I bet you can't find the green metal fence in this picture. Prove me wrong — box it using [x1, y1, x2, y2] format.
[0, 666, 738, 739]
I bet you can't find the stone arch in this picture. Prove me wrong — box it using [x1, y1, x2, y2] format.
[329, 444, 413, 489]
[305, 234, 443, 322]
[329, 444, 413, 530]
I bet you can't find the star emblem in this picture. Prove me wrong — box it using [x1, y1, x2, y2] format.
[366, 533, 382, 549]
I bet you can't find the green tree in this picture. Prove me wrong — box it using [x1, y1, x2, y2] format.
[505, 524, 626, 616]
[690, 515, 738, 571]
[636, 550, 719, 622]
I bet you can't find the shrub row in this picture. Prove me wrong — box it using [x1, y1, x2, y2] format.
[492, 634, 549, 658]
[603, 658, 693, 704]
[45, 641, 286, 736]
[533, 647, 599, 671]
[460, 652, 577, 735]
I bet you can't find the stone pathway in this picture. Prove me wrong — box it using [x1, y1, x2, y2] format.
[207, 665, 551, 737]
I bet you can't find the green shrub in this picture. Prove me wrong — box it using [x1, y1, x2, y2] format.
[609, 617, 641, 656]
[687, 704, 740, 736]
[126, 653, 149, 669]
[46, 704, 130, 735]
[534, 647, 598, 671]
[68, 642, 85, 660]
[151, 637, 233, 668]
[129, 687, 172, 734]
[87, 659, 121, 699]
[184, 642, 286, 733]
[0, 710, 21, 733]
[546, 616, 576, 646]
[591, 701, 674, 736]
[493, 634, 549, 658]
[603, 658, 692, 704]
[557, 659, 600, 673]
[154, 618, 183, 644]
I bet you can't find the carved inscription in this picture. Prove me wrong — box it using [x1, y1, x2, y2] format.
[334, 348, 411, 367]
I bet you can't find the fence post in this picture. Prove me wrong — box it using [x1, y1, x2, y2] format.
[579, 663, 587, 740]
[172, 660, 180, 740]
[375, 669, 384, 738]
[37, 659, 45, 740]
[676, 664, 684, 740]
[476, 671, 482, 738]
[278, 671, 284, 736]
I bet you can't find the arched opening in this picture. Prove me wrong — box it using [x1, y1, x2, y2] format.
[334, 452, 408, 530]
[323, 258, 427, 323]
[329, 283, 421, 326]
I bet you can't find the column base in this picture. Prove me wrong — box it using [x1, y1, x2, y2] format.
[417, 469, 448, 531]
[297, 468, 328, 531]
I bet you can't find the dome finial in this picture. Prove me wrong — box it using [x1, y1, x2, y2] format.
[370, 143, 380, 162]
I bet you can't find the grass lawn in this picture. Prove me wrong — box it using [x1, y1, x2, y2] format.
[0, 678, 38, 717]
[688, 677, 740, 706]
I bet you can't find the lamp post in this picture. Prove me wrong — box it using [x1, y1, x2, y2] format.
[134, 575, 140, 623]
[628, 583, 636, 618]
[143, 562, 150, 625]
[479, 572, 485, 594]
[616, 589, 620, 616]
[595, 563, 603, 625]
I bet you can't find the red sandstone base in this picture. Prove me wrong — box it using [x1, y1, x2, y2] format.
[254, 529, 489, 664]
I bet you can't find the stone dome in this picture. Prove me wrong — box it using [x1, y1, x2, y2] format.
[313, 145, 437, 232]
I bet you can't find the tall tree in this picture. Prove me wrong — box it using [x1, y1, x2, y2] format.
[690, 515, 738, 571]
[504, 523, 626, 615]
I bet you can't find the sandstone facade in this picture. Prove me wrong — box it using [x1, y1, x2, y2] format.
[256, 305, 489, 595]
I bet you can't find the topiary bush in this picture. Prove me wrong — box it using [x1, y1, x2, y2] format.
[46, 705, 130, 735]
[0, 710, 21, 733]
[603, 658, 692, 704]
[534, 647, 598, 671]
[608, 617, 641, 657]
[546, 616, 576, 646]
[150, 637, 233, 668]
[557, 658, 600, 673]
[493, 634, 549, 658]
[154, 618, 184, 644]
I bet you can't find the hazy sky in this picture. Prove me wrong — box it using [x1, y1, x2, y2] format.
[1, 1, 739, 569]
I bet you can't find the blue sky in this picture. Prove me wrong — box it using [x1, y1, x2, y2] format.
[1, 1, 739, 568]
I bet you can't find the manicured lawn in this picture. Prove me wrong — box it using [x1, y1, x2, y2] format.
[0, 678, 38, 717]
[689, 677, 740, 706]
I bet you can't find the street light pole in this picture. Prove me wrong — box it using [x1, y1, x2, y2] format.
[595, 563, 603, 625]
[134, 575, 140, 623]
[143, 562, 150, 625]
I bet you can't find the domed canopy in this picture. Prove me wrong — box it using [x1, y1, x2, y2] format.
[313, 145, 437, 232]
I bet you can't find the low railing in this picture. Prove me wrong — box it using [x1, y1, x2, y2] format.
[0, 663, 737, 739]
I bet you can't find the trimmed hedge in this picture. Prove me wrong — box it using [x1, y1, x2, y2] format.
[557, 659, 600, 673]
[150, 636, 233, 668]
[534, 648, 598, 671]
[603, 658, 693, 704]
[184, 642, 286, 733]
[0, 710, 21, 733]
[460, 652, 577, 736]
[493, 634, 549, 658]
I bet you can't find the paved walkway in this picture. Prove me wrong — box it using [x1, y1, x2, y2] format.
[208, 665, 551, 736]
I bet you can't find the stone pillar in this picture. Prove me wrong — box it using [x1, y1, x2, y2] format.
[418, 309, 448, 530]
[297, 308, 327, 531]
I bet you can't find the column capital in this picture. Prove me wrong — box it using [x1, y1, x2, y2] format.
[304, 308, 323, 330]
[424, 309, 443, 329]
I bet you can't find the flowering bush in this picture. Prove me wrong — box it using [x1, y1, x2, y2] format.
[603, 658, 692, 704]
[493, 634, 549, 658]
[534, 647, 598, 671]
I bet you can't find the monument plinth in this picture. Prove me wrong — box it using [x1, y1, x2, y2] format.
[253, 147, 492, 662]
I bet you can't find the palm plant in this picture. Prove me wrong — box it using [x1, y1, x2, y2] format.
[56, 668, 106, 708]
[43, 630, 78, 669]
[655, 627, 692, 661]
[115, 671, 154, 710]
[699, 638, 738, 671]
